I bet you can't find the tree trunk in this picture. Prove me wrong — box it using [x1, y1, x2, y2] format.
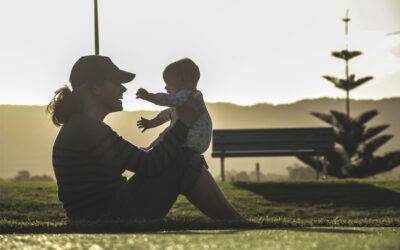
[346, 90, 350, 118]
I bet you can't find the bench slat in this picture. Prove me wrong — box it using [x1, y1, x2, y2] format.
[212, 127, 334, 157]
[213, 143, 332, 151]
[213, 137, 332, 145]
[213, 127, 332, 135]
[212, 150, 329, 157]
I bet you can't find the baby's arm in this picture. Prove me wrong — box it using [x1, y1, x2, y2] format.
[137, 108, 173, 132]
[137, 88, 193, 107]
[155, 108, 174, 124]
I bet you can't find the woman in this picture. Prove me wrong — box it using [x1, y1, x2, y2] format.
[47, 55, 242, 220]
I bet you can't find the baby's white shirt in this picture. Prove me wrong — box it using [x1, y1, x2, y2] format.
[147, 89, 212, 154]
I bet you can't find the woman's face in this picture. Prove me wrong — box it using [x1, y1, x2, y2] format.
[94, 79, 127, 113]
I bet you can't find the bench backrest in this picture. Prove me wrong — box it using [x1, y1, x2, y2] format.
[212, 127, 334, 157]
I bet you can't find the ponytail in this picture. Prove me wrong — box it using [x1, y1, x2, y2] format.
[46, 85, 81, 126]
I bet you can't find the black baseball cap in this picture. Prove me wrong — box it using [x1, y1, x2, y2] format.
[69, 55, 135, 90]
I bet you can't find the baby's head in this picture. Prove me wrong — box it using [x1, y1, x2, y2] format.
[163, 58, 200, 94]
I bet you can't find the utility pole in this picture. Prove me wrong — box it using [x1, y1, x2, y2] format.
[0, 108, 4, 176]
[94, 0, 100, 55]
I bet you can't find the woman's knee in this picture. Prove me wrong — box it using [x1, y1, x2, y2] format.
[178, 155, 205, 196]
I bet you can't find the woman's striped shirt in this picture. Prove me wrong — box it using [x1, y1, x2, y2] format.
[52, 113, 188, 218]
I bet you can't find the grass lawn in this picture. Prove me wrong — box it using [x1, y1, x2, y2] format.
[1, 179, 400, 233]
[1, 227, 400, 250]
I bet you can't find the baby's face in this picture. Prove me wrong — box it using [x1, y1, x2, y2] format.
[163, 74, 183, 94]
[164, 82, 180, 94]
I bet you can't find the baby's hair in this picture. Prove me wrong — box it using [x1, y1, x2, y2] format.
[163, 58, 200, 89]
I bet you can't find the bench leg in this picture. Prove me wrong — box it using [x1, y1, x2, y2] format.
[221, 157, 225, 182]
[256, 162, 260, 182]
[322, 156, 328, 180]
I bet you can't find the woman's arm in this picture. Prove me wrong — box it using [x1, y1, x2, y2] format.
[90, 120, 188, 177]
[90, 97, 204, 177]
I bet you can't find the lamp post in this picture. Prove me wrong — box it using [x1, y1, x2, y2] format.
[0, 109, 4, 174]
[94, 0, 100, 55]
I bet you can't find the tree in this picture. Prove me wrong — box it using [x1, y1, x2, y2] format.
[322, 70, 373, 118]
[322, 10, 373, 118]
[235, 171, 251, 182]
[297, 110, 400, 178]
[287, 164, 316, 180]
[297, 11, 400, 178]
[14, 170, 30, 181]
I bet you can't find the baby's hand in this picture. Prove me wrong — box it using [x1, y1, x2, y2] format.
[137, 117, 152, 132]
[136, 88, 149, 99]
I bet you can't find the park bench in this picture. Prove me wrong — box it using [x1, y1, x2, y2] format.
[211, 127, 334, 181]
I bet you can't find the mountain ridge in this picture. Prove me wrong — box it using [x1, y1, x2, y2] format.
[1, 97, 399, 179]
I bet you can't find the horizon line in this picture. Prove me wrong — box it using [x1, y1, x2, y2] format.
[1, 96, 399, 111]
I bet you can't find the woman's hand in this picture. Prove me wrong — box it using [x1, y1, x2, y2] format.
[176, 95, 205, 127]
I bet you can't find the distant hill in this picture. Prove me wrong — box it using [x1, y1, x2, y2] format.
[1, 97, 399, 179]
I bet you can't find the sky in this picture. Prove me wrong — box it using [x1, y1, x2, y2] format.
[0, 0, 399, 111]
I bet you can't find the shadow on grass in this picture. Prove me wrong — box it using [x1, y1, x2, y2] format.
[151, 230, 241, 235]
[283, 227, 371, 234]
[150, 227, 372, 235]
[232, 182, 400, 208]
[156, 227, 372, 235]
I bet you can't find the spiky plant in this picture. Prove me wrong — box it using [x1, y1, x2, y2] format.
[297, 110, 400, 178]
[323, 50, 373, 118]
[322, 11, 373, 118]
[298, 12, 399, 178]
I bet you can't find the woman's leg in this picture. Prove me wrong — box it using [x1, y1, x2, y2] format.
[114, 169, 182, 220]
[185, 166, 243, 220]
[114, 151, 242, 220]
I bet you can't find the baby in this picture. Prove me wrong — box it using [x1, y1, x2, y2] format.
[136, 58, 212, 154]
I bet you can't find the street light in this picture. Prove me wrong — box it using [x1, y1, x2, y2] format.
[94, 0, 100, 55]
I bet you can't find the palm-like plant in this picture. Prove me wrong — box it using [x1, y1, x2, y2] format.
[323, 49, 373, 118]
[298, 12, 400, 178]
[323, 11, 374, 118]
[297, 110, 400, 178]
